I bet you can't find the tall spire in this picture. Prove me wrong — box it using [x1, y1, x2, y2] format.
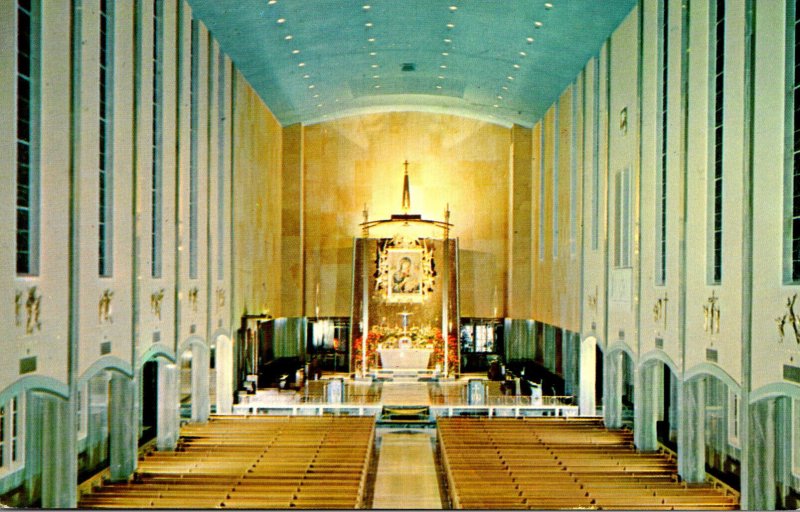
[401, 160, 411, 213]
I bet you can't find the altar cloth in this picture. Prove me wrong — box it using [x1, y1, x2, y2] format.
[378, 348, 432, 369]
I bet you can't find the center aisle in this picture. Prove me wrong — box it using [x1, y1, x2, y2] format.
[378, 381, 431, 405]
[371, 432, 443, 509]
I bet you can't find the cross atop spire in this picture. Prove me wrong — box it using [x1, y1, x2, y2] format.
[401, 160, 411, 213]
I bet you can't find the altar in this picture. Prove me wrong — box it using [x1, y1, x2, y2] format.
[378, 348, 432, 370]
[350, 162, 460, 378]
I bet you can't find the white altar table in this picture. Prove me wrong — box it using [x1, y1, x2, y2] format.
[379, 348, 432, 370]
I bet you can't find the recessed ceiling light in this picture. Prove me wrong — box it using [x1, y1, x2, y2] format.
[449, 5, 457, 11]
[534, 21, 543, 28]
[374, 84, 381, 89]
[519, 51, 527, 57]
[277, 18, 286, 24]
[493, 104, 499, 108]
[513, 64, 520, 69]
[363, 4, 371, 10]
[298, 62, 306, 67]
[372, 75, 380, 79]
[365, 22, 373, 27]
[371, 63, 379, 68]
[526, 37, 534, 43]
[446, 23, 455, 29]
[444, 38, 452, 43]
[544, 2, 554, 9]
[303, 74, 310, 78]
[440, 64, 447, 69]
[369, 51, 377, 56]
[368, 37, 376, 42]
[284, 34, 293, 41]
[292, 49, 300, 54]
[497, 95, 503, 100]
[268, 0, 277, 4]
[507, 75, 514, 80]
[313, 93, 320, 98]
[442, 52, 449, 56]
[436, 85, 443, 89]
[317, 103, 323, 107]
[438, 75, 445, 79]
[502, 86, 509, 91]
[308, 84, 315, 89]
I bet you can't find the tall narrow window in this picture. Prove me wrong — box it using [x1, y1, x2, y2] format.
[790, 0, 800, 281]
[216, 52, 225, 280]
[591, 57, 601, 251]
[570, 82, 578, 257]
[151, 0, 163, 278]
[0, 405, 5, 468]
[189, 19, 199, 280]
[539, 126, 546, 261]
[614, 168, 632, 268]
[656, 0, 669, 285]
[99, 0, 114, 276]
[710, 0, 725, 283]
[17, 0, 37, 275]
[553, 104, 560, 259]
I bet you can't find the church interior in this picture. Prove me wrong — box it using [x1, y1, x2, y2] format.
[1, 0, 798, 509]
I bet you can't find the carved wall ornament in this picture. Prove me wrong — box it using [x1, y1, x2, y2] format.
[776, 293, 800, 344]
[150, 289, 165, 320]
[703, 291, 720, 334]
[25, 287, 42, 335]
[14, 290, 23, 327]
[188, 287, 199, 313]
[619, 107, 628, 134]
[587, 286, 598, 313]
[98, 289, 114, 324]
[653, 292, 668, 329]
[216, 288, 225, 311]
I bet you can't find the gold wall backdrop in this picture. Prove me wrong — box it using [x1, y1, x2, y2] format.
[302, 112, 511, 318]
[232, 72, 284, 319]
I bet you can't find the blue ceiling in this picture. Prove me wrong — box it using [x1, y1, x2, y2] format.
[187, 0, 636, 128]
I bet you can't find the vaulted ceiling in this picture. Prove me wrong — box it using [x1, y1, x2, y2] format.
[187, 0, 636, 128]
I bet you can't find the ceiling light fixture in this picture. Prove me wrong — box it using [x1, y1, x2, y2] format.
[268, 0, 277, 4]
[374, 84, 381, 89]
[519, 51, 527, 57]
[534, 21, 543, 28]
[277, 18, 285, 24]
[444, 38, 452, 43]
[292, 49, 300, 54]
[368, 37, 376, 42]
[313, 93, 320, 98]
[442, 52, 449, 56]
[363, 4, 371, 10]
[449, 5, 457, 11]
[308, 84, 315, 89]
[526, 37, 534, 43]
[513, 64, 520, 69]
[284, 35, 293, 41]
[436, 85, 443, 89]
[372, 75, 380, 79]
[369, 51, 377, 56]
[298, 62, 306, 67]
[507, 75, 514, 80]
[303, 74, 310, 78]
[371, 64, 379, 68]
[544, 2, 554, 9]
[438, 75, 445, 79]
[440, 64, 447, 69]
[365, 22, 373, 27]
[446, 23, 455, 29]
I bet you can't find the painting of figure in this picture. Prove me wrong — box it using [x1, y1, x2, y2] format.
[387, 249, 423, 302]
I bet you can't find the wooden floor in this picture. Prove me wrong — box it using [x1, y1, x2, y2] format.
[78, 415, 375, 509]
[438, 417, 740, 510]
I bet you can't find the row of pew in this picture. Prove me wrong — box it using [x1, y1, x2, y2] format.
[438, 417, 739, 510]
[79, 415, 375, 509]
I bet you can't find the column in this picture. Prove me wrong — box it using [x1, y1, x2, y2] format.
[191, 345, 210, 422]
[39, 394, 77, 508]
[157, 362, 180, 450]
[578, 336, 596, 416]
[604, 351, 623, 428]
[678, 377, 705, 482]
[216, 336, 233, 414]
[634, 363, 658, 451]
[109, 374, 137, 481]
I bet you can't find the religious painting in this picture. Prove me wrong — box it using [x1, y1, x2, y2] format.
[387, 249, 423, 302]
[374, 234, 435, 303]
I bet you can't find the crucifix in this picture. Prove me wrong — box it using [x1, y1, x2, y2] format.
[399, 311, 412, 334]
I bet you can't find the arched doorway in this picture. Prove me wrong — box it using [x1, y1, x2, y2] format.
[139, 352, 180, 451]
[603, 346, 634, 429]
[635, 355, 678, 452]
[140, 360, 159, 445]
